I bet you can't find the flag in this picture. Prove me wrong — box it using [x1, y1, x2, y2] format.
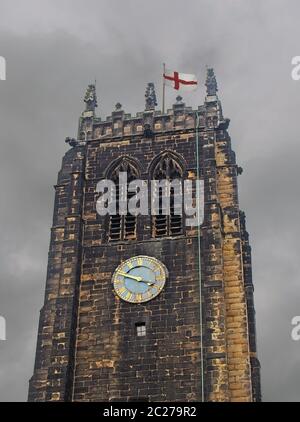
[163, 69, 198, 91]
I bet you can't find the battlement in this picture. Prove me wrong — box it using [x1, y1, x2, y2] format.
[73, 70, 224, 143]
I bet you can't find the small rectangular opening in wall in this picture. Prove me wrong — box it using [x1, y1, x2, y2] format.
[135, 322, 146, 337]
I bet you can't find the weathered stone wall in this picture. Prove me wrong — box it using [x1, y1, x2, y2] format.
[28, 147, 86, 401]
[73, 125, 203, 401]
[240, 211, 262, 402]
[74, 238, 202, 401]
[28, 94, 261, 402]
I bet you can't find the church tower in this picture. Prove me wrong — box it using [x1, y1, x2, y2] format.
[28, 70, 261, 402]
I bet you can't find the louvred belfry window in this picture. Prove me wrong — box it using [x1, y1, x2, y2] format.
[152, 154, 183, 238]
[108, 159, 139, 241]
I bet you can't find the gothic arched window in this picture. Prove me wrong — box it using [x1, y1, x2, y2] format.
[151, 153, 183, 238]
[108, 159, 139, 241]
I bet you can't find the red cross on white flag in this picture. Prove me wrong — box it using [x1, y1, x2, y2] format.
[163, 68, 198, 91]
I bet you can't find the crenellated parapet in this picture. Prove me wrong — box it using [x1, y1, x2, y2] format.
[70, 75, 232, 149]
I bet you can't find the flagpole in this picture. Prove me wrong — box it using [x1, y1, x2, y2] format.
[162, 63, 166, 114]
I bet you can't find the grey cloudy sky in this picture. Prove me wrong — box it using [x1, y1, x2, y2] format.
[0, 0, 299, 402]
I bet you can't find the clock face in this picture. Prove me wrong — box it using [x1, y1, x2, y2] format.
[112, 256, 168, 303]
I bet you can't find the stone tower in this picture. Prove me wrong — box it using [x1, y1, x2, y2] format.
[28, 70, 261, 402]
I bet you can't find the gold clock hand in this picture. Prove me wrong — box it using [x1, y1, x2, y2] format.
[117, 271, 155, 286]
[117, 271, 142, 282]
[140, 280, 155, 286]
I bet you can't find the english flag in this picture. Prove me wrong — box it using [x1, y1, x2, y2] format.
[163, 69, 198, 91]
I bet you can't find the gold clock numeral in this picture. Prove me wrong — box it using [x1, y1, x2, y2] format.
[125, 291, 132, 301]
[114, 278, 123, 285]
[118, 286, 126, 294]
[144, 291, 151, 299]
[137, 258, 143, 266]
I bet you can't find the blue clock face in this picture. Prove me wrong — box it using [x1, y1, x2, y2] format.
[112, 256, 168, 303]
